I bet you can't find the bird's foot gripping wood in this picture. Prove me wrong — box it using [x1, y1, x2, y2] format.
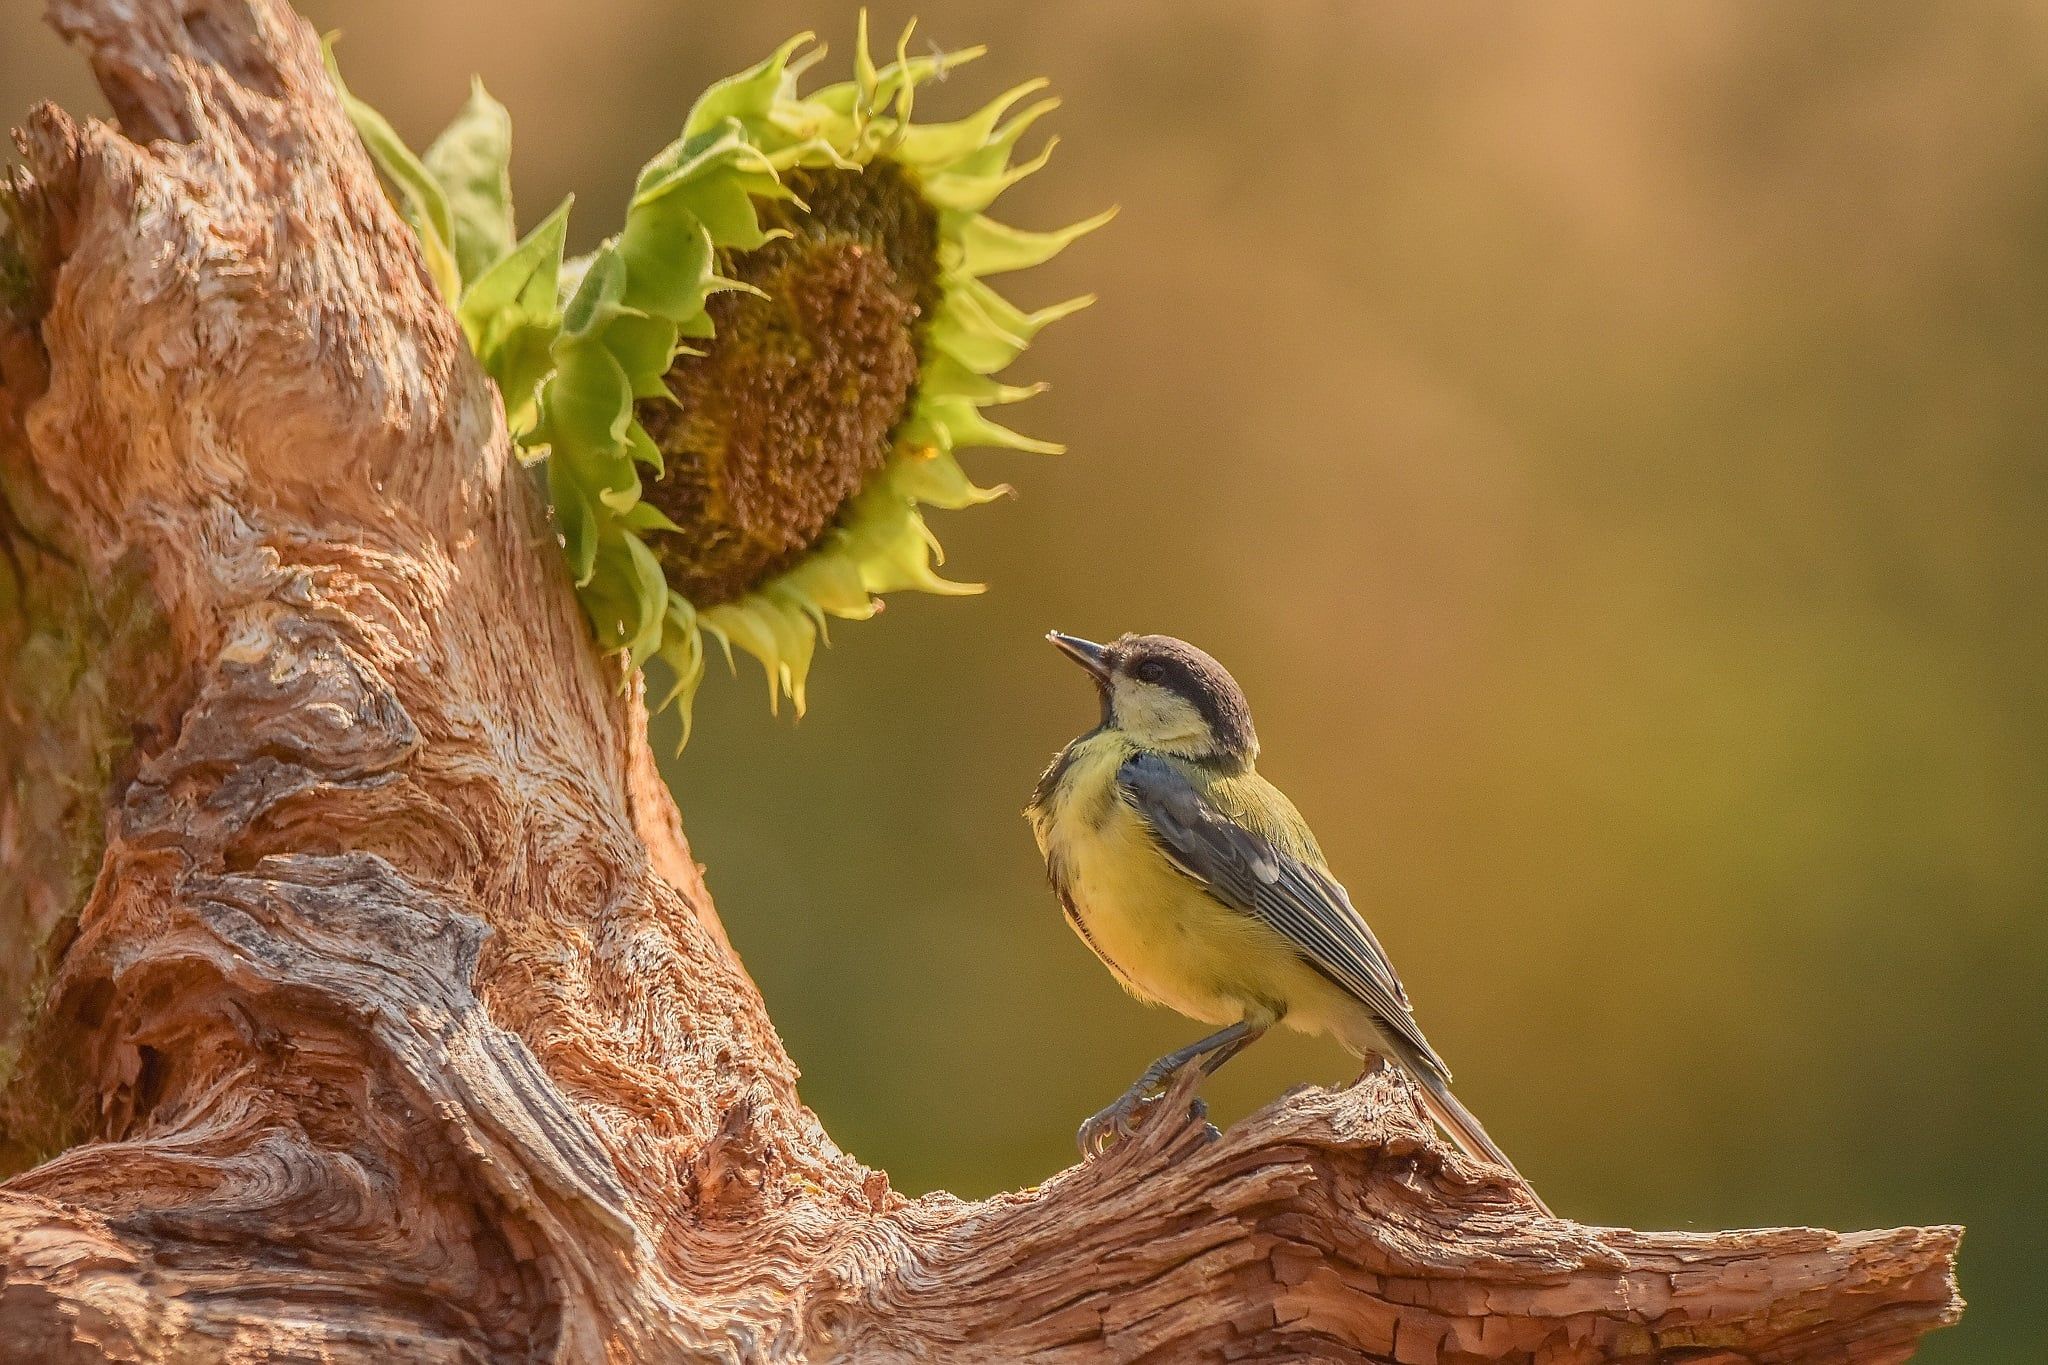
[1073, 1072, 1212, 1162]
[1076, 1019, 1264, 1158]
[1076, 1057, 1232, 1159]
[1076, 1072, 1219, 1159]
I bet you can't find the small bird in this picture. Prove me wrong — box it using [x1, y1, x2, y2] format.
[1026, 630, 1547, 1212]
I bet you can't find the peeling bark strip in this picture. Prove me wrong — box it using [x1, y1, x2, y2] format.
[0, 0, 1963, 1361]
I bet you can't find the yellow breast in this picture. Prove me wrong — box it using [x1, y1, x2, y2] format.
[1030, 734, 1315, 1029]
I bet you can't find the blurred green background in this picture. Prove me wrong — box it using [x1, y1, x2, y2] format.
[7, 3, 2043, 1359]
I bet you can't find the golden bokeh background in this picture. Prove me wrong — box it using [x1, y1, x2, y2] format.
[6, 4, 2042, 1360]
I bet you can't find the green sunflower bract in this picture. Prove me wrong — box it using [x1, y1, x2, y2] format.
[335, 22, 1107, 742]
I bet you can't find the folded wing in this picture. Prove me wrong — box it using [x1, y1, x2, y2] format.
[1115, 752, 1449, 1082]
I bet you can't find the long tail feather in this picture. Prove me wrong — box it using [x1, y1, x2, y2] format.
[1413, 1071, 1552, 1217]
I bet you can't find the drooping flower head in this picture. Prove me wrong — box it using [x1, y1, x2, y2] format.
[335, 22, 1106, 740]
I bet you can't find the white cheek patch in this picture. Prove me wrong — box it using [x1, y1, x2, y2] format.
[1113, 680, 1210, 750]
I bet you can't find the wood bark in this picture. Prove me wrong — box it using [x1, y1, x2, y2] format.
[0, 2, 1963, 1361]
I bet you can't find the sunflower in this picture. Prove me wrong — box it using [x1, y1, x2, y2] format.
[540, 27, 1105, 736]
[333, 24, 1102, 739]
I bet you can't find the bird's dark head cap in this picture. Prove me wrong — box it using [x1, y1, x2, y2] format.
[1048, 630, 1258, 764]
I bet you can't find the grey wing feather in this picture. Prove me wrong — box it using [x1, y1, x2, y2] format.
[1116, 752, 1450, 1080]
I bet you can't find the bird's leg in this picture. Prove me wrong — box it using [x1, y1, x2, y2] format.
[1077, 1020, 1267, 1158]
[1178, 1026, 1270, 1143]
[1198, 1028, 1262, 1076]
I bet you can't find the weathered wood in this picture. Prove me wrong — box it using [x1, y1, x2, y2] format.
[0, 1, 1963, 1361]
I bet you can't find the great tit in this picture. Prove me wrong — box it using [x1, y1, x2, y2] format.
[1026, 630, 1546, 1212]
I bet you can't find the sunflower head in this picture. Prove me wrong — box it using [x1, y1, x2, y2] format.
[635, 160, 941, 608]
[335, 22, 1107, 743]
[534, 23, 1108, 737]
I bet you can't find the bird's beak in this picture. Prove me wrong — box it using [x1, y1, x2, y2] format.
[1047, 631, 1111, 681]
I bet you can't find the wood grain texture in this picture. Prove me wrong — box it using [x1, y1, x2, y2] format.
[0, 1, 1963, 1360]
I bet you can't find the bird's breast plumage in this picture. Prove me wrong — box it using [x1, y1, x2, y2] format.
[1028, 733, 1339, 1030]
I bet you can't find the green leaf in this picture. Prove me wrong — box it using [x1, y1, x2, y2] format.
[892, 450, 1011, 509]
[682, 33, 813, 140]
[621, 532, 671, 667]
[543, 341, 636, 468]
[485, 315, 559, 441]
[890, 78, 1043, 169]
[324, 37, 461, 303]
[616, 197, 715, 320]
[560, 249, 628, 339]
[950, 205, 1115, 277]
[603, 310, 682, 397]
[425, 78, 518, 286]
[581, 529, 668, 667]
[548, 461, 599, 585]
[461, 195, 568, 340]
[461, 197, 571, 435]
[620, 500, 685, 534]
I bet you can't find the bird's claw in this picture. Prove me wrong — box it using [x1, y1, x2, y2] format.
[1076, 1075, 1214, 1159]
[1076, 1087, 1158, 1159]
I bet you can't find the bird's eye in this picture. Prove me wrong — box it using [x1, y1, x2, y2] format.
[1135, 660, 1166, 683]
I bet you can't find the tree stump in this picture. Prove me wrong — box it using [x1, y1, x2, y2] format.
[0, 1, 1964, 1360]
